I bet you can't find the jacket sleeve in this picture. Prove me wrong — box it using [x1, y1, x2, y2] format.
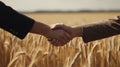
[82, 16, 120, 43]
[0, 1, 35, 39]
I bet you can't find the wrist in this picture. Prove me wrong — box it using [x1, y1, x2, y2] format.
[44, 28, 53, 38]
[41, 24, 53, 38]
[30, 21, 53, 37]
[72, 26, 83, 37]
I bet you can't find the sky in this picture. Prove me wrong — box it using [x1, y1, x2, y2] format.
[1, 0, 120, 12]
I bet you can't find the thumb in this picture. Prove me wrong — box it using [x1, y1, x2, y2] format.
[51, 24, 65, 30]
[51, 24, 72, 34]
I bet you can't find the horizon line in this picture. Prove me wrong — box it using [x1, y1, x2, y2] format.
[21, 10, 120, 13]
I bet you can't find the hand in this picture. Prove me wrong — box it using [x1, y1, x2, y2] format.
[52, 24, 76, 38]
[52, 24, 83, 39]
[47, 29, 72, 46]
[48, 24, 75, 46]
[30, 21, 71, 46]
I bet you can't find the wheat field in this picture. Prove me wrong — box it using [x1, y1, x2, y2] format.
[0, 12, 120, 67]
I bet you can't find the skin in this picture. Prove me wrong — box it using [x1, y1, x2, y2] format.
[53, 24, 83, 37]
[50, 24, 83, 45]
[29, 21, 72, 46]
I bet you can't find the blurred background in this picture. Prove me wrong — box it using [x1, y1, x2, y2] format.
[1, 0, 120, 67]
[1, 0, 120, 12]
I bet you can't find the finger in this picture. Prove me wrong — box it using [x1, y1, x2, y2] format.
[64, 32, 72, 40]
[51, 39, 60, 46]
[51, 23, 63, 29]
[55, 34, 67, 45]
[48, 38, 52, 41]
[60, 32, 72, 44]
[51, 41, 63, 46]
[51, 39, 57, 43]
[55, 25, 72, 35]
[60, 36, 69, 44]
[51, 39, 65, 46]
[52, 24, 65, 30]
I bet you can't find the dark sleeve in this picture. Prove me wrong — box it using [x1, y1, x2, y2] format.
[82, 16, 120, 43]
[0, 1, 35, 39]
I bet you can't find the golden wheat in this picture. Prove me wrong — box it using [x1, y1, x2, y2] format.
[0, 12, 120, 67]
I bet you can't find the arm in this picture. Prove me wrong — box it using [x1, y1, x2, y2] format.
[52, 16, 120, 43]
[0, 1, 54, 39]
[0, 1, 71, 46]
[0, 1, 34, 39]
[82, 16, 120, 42]
[30, 21, 54, 38]
[0, 1, 56, 39]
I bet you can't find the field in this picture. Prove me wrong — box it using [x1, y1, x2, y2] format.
[0, 12, 120, 67]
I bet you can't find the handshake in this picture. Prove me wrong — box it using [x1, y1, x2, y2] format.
[46, 24, 83, 46]
[30, 21, 83, 46]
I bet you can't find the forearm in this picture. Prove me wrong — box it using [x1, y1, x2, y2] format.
[82, 17, 120, 43]
[72, 26, 83, 37]
[30, 21, 53, 37]
[0, 1, 35, 39]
